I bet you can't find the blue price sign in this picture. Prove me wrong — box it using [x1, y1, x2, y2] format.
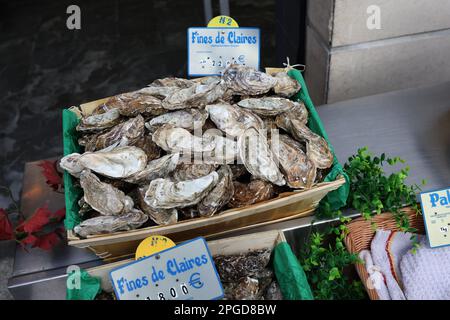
[109, 237, 224, 300]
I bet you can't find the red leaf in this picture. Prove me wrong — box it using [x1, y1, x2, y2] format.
[32, 232, 61, 250]
[0, 209, 13, 240]
[22, 206, 52, 233]
[37, 160, 63, 192]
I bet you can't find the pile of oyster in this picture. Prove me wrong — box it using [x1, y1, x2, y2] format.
[61, 65, 333, 237]
[214, 249, 283, 300]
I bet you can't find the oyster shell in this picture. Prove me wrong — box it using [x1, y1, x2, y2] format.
[133, 135, 161, 161]
[238, 127, 285, 186]
[91, 115, 145, 151]
[206, 103, 265, 137]
[78, 146, 147, 178]
[149, 77, 194, 89]
[214, 249, 271, 282]
[144, 171, 219, 209]
[273, 71, 301, 97]
[162, 80, 225, 110]
[202, 130, 239, 164]
[60, 153, 84, 178]
[172, 163, 217, 182]
[264, 281, 283, 300]
[79, 170, 134, 216]
[231, 277, 261, 300]
[271, 134, 316, 189]
[228, 180, 274, 208]
[276, 118, 333, 169]
[198, 165, 234, 217]
[229, 164, 248, 180]
[136, 186, 178, 225]
[103, 92, 165, 117]
[152, 124, 215, 154]
[124, 153, 180, 184]
[275, 101, 308, 127]
[77, 108, 121, 132]
[145, 109, 208, 133]
[237, 97, 296, 116]
[222, 64, 277, 96]
[74, 208, 148, 237]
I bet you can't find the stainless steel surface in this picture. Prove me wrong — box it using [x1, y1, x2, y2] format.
[8, 82, 450, 299]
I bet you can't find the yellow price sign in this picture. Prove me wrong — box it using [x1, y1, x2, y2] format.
[135, 235, 176, 260]
[207, 15, 239, 28]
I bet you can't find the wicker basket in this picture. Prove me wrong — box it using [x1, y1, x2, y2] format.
[344, 207, 424, 300]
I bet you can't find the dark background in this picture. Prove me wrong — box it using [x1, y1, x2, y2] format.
[0, 0, 307, 208]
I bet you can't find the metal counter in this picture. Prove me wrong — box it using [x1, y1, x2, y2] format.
[7, 81, 450, 299]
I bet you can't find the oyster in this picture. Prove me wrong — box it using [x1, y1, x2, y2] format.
[172, 163, 217, 182]
[237, 97, 296, 116]
[79, 170, 134, 216]
[60, 153, 84, 178]
[206, 103, 265, 137]
[275, 101, 308, 127]
[103, 92, 165, 117]
[179, 206, 200, 220]
[149, 77, 194, 89]
[91, 115, 145, 151]
[162, 80, 225, 110]
[222, 64, 277, 96]
[202, 130, 238, 164]
[133, 135, 161, 161]
[214, 249, 271, 282]
[144, 171, 219, 209]
[276, 118, 333, 169]
[136, 186, 178, 225]
[271, 134, 316, 189]
[74, 208, 148, 237]
[78, 146, 147, 178]
[264, 281, 283, 300]
[77, 108, 121, 132]
[198, 165, 234, 217]
[124, 153, 180, 184]
[228, 180, 274, 208]
[152, 124, 215, 154]
[238, 127, 285, 186]
[272, 71, 301, 97]
[231, 277, 261, 300]
[229, 164, 248, 180]
[145, 109, 208, 133]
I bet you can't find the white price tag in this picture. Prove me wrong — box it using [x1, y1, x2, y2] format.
[110, 237, 224, 300]
[188, 27, 260, 77]
[420, 187, 450, 248]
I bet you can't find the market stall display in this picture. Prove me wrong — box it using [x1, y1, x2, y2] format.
[61, 66, 348, 260]
[67, 230, 313, 300]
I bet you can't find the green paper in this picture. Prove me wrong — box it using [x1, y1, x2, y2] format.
[62, 109, 82, 230]
[288, 69, 350, 210]
[66, 269, 101, 300]
[273, 242, 314, 300]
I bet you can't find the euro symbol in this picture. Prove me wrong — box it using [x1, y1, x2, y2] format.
[189, 272, 204, 289]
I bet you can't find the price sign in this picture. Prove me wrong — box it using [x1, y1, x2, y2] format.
[110, 237, 224, 300]
[420, 187, 450, 248]
[187, 27, 260, 77]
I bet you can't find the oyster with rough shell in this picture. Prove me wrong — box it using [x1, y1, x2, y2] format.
[149, 77, 194, 89]
[272, 71, 301, 97]
[91, 115, 145, 151]
[152, 124, 215, 154]
[79, 170, 134, 216]
[206, 103, 265, 137]
[145, 109, 208, 133]
[270, 134, 316, 189]
[144, 171, 219, 209]
[228, 180, 274, 208]
[124, 153, 180, 185]
[222, 64, 277, 96]
[238, 127, 285, 186]
[198, 165, 234, 217]
[202, 130, 239, 164]
[77, 108, 121, 132]
[276, 118, 333, 169]
[74, 208, 148, 237]
[172, 163, 217, 182]
[103, 92, 165, 117]
[136, 186, 178, 225]
[275, 101, 308, 127]
[237, 97, 296, 116]
[78, 146, 148, 178]
[60, 153, 84, 178]
[133, 135, 161, 161]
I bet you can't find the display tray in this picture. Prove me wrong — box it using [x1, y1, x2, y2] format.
[63, 69, 348, 261]
[81, 229, 312, 300]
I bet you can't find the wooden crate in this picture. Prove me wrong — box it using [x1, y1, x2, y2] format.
[86, 230, 286, 294]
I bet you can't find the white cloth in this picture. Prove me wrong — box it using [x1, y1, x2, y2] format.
[400, 238, 450, 300]
[359, 250, 390, 300]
